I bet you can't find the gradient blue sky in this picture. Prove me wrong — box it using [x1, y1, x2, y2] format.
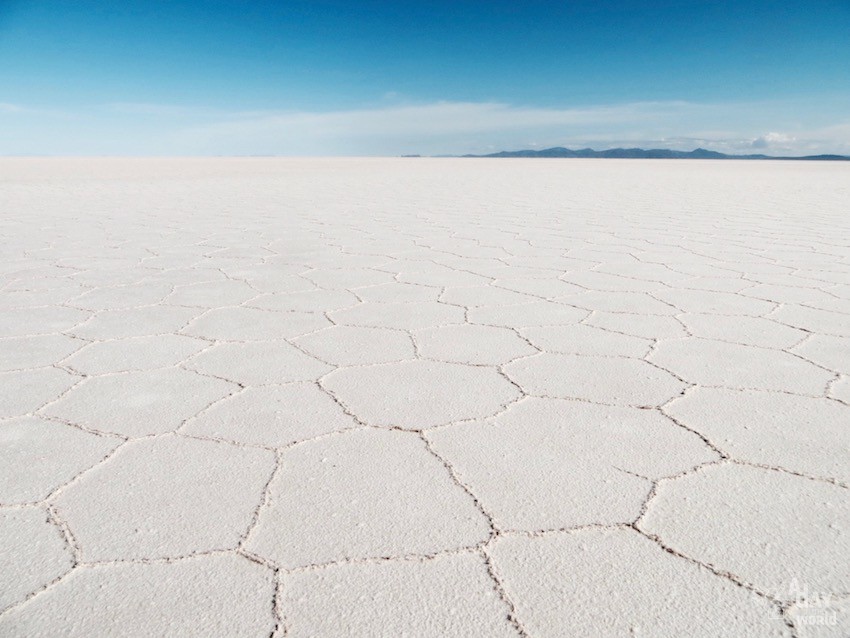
[2, 0, 849, 155]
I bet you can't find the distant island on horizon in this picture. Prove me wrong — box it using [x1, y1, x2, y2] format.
[436, 147, 850, 161]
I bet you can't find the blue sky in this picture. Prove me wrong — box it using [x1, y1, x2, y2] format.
[2, 0, 849, 155]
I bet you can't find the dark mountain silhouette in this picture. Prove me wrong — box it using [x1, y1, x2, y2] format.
[458, 147, 850, 160]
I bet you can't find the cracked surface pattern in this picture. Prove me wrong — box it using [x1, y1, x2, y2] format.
[0, 158, 848, 636]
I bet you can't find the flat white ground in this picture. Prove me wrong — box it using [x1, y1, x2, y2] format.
[1, 158, 848, 637]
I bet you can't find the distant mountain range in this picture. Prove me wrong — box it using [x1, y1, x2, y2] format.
[457, 147, 850, 160]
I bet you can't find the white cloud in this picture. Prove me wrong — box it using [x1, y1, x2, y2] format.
[175, 100, 850, 156]
[751, 131, 795, 149]
[177, 100, 717, 155]
[104, 102, 210, 116]
[3, 98, 850, 156]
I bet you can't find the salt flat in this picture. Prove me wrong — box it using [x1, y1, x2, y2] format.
[1, 158, 848, 637]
